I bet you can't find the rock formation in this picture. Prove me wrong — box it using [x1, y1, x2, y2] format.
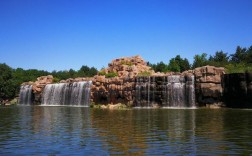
[193, 66, 225, 106]
[91, 75, 135, 105]
[32, 75, 53, 104]
[20, 55, 229, 108]
[99, 55, 155, 78]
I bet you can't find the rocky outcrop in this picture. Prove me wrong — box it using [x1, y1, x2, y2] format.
[20, 56, 230, 108]
[193, 66, 225, 106]
[21, 81, 34, 86]
[99, 55, 154, 78]
[91, 75, 135, 106]
[89, 56, 154, 106]
[32, 75, 53, 104]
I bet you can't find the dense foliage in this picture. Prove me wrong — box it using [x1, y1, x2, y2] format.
[149, 45, 252, 73]
[148, 55, 191, 72]
[0, 64, 16, 102]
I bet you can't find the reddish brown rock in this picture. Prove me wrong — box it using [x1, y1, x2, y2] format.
[99, 55, 154, 78]
[193, 66, 225, 105]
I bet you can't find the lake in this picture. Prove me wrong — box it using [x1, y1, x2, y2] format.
[1, 106, 252, 155]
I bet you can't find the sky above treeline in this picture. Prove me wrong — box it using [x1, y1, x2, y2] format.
[0, 0, 252, 71]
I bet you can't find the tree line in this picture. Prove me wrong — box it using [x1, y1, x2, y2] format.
[148, 45, 252, 73]
[0, 64, 98, 103]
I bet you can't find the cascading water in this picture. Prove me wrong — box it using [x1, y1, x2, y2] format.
[186, 75, 196, 107]
[135, 76, 156, 107]
[41, 81, 92, 106]
[163, 75, 195, 108]
[135, 75, 196, 108]
[164, 76, 186, 107]
[19, 85, 33, 105]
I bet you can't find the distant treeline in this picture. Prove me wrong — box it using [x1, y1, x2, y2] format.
[1, 45, 252, 102]
[0, 64, 98, 102]
[148, 45, 252, 73]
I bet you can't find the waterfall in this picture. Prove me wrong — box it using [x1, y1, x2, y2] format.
[41, 81, 92, 106]
[134, 75, 195, 108]
[165, 76, 186, 107]
[19, 85, 33, 105]
[135, 76, 152, 107]
[186, 75, 196, 107]
[163, 75, 195, 108]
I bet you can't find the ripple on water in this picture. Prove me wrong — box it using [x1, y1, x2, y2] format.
[0, 106, 252, 155]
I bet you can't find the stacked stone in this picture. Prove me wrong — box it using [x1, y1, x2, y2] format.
[194, 66, 225, 105]
[32, 75, 53, 104]
[21, 81, 34, 86]
[91, 75, 135, 105]
[102, 55, 154, 78]
[60, 77, 93, 83]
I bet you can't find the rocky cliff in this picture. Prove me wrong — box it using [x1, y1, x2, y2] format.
[32, 75, 53, 104]
[193, 66, 225, 106]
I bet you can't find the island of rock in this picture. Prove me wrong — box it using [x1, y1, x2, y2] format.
[20, 55, 251, 108]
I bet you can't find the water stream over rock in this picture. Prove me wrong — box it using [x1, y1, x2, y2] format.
[135, 75, 195, 108]
[41, 81, 92, 106]
[19, 85, 33, 105]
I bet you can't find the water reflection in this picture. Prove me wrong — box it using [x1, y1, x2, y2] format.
[0, 107, 252, 155]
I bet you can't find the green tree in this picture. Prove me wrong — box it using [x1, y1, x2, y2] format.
[78, 65, 98, 77]
[230, 46, 247, 63]
[0, 64, 16, 102]
[155, 61, 169, 72]
[168, 55, 191, 72]
[192, 53, 208, 68]
[168, 58, 180, 72]
[208, 51, 229, 66]
[246, 46, 252, 63]
[89, 67, 98, 76]
[69, 69, 76, 78]
[147, 62, 157, 71]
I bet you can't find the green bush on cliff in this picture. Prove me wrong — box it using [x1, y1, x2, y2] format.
[225, 63, 252, 73]
[98, 71, 106, 76]
[120, 60, 133, 66]
[105, 72, 118, 78]
[98, 70, 118, 78]
[53, 77, 60, 83]
[138, 71, 151, 76]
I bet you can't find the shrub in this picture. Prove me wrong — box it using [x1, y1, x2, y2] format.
[98, 71, 106, 76]
[224, 63, 252, 73]
[120, 60, 133, 66]
[105, 72, 118, 78]
[138, 71, 151, 76]
[53, 77, 60, 83]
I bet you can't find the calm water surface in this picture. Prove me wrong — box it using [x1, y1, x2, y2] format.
[1, 106, 252, 155]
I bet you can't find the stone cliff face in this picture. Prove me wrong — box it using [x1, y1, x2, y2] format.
[193, 66, 225, 106]
[32, 75, 53, 104]
[91, 75, 135, 105]
[24, 56, 227, 107]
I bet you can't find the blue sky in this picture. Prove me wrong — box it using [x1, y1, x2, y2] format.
[0, 0, 252, 71]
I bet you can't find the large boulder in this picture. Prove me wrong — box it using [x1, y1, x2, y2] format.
[32, 75, 54, 104]
[193, 66, 225, 106]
